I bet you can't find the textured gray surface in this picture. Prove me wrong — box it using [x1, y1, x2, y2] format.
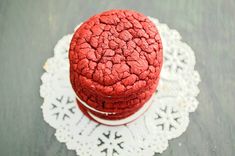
[0, 0, 235, 156]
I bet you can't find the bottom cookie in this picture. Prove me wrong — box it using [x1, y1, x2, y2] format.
[76, 94, 154, 126]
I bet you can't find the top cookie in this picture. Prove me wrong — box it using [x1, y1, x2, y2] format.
[69, 10, 163, 98]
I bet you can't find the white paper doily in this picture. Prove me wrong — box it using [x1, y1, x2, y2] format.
[40, 17, 200, 156]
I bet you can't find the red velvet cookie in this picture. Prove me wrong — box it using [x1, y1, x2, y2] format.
[74, 77, 159, 112]
[77, 81, 158, 120]
[69, 9, 163, 122]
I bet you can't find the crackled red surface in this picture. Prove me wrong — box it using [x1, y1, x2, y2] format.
[69, 10, 163, 121]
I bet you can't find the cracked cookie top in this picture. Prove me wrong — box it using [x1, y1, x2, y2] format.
[69, 10, 163, 97]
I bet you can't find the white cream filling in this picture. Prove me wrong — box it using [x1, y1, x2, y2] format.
[87, 95, 154, 126]
[76, 94, 117, 114]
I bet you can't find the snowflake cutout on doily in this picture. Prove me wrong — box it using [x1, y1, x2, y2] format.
[41, 93, 77, 128]
[146, 97, 189, 139]
[164, 46, 186, 73]
[97, 130, 124, 155]
[90, 126, 135, 156]
[161, 42, 195, 80]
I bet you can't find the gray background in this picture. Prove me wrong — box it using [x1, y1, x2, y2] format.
[0, 0, 235, 156]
